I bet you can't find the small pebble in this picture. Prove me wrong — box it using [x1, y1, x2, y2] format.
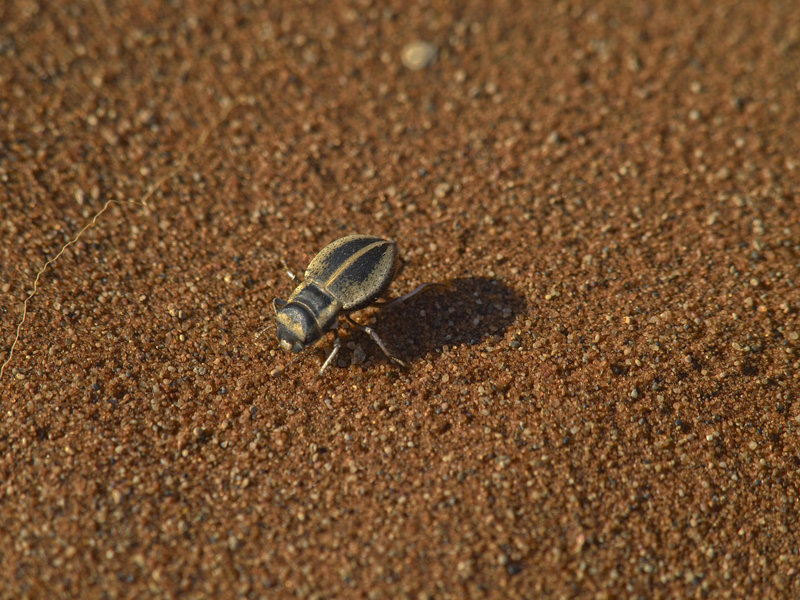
[352, 344, 366, 365]
[434, 182, 452, 198]
[401, 41, 437, 70]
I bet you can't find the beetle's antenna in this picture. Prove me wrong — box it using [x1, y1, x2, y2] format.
[279, 257, 299, 282]
[254, 320, 275, 340]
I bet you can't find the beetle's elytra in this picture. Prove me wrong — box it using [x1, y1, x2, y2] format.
[273, 234, 406, 374]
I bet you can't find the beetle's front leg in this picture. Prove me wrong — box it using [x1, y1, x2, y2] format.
[318, 334, 342, 375]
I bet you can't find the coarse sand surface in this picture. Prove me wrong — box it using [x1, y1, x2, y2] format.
[2, 1, 799, 598]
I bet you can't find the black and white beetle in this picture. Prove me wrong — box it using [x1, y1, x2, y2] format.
[273, 234, 425, 374]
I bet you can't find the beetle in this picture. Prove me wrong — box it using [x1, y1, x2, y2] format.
[273, 234, 420, 374]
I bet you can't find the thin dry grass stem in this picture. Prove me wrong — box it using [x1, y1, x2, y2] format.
[0, 96, 251, 383]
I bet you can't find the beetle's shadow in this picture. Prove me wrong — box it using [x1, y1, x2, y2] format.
[362, 277, 527, 362]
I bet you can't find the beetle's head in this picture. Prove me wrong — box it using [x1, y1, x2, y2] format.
[274, 301, 320, 353]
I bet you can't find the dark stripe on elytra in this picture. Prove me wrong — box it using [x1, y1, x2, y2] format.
[333, 244, 396, 310]
[311, 236, 385, 282]
[338, 243, 392, 287]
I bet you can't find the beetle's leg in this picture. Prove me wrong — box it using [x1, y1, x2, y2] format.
[374, 283, 437, 308]
[318, 334, 342, 375]
[345, 315, 406, 367]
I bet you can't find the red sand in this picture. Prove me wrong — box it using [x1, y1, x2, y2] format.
[2, 1, 799, 597]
